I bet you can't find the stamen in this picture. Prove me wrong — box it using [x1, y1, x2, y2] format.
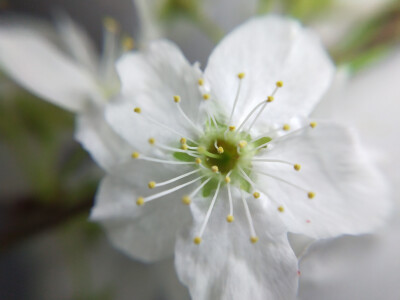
[253, 192, 260, 199]
[103, 16, 119, 33]
[310, 122, 317, 128]
[133, 107, 197, 144]
[225, 170, 234, 220]
[194, 180, 222, 244]
[182, 177, 212, 206]
[236, 100, 265, 132]
[211, 166, 219, 173]
[238, 166, 256, 190]
[255, 170, 314, 197]
[173, 95, 203, 134]
[238, 141, 248, 149]
[278, 206, 285, 212]
[141, 175, 206, 204]
[197, 147, 221, 159]
[227, 72, 245, 126]
[150, 169, 201, 188]
[252, 158, 301, 170]
[214, 141, 224, 154]
[206, 110, 219, 129]
[198, 78, 204, 86]
[283, 124, 291, 131]
[150, 139, 196, 155]
[122, 36, 134, 51]
[132, 152, 196, 165]
[238, 80, 283, 132]
[226, 182, 234, 223]
[203, 94, 210, 100]
[240, 190, 258, 244]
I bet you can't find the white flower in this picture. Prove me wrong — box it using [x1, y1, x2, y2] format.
[0, 15, 132, 170]
[298, 50, 400, 300]
[91, 15, 391, 299]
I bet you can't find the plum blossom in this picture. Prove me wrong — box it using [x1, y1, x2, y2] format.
[0, 15, 132, 170]
[91, 15, 391, 299]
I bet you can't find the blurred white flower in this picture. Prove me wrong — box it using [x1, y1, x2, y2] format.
[134, 0, 259, 64]
[0, 15, 133, 170]
[90, 15, 390, 299]
[298, 50, 400, 300]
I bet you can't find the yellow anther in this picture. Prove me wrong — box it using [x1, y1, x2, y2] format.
[103, 16, 119, 33]
[180, 137, 187, 145]
[193, 236, 202, 245]
[211, 166, 219, 173]
[224, 176, 231, 183]
[253, 192, 260, 199]
[276, 81, 283, 87]
[229, 126, 236, 132]
[148, 138, 155, 145]
[308, 192, 315, 199]
[283, 124, 290, 131]
[250, 236, 259, 244]
[148, 181, 156, 189]
[173, 95, 181, 103]
[226, 215, 234, 223]
[294, 164, 301, 171]
[217, 146, 224, 154]
[122, 36, 134, 51]
[133, 107, 141, 113]
[181, 144, 188, 150]
[238, 72, 245, 79]
[136, 197, 144, 206]
[203, 94, 210, 100]
[238, 140, 248, 149]
[310, 122, 317, 128]
[278, 206, 285, 213]
[131, 152, 140, 159]
[267, 96, 274, 102]
[182, 195, 191, 205]
[195, 158, 202, 164]
[198, 78, 204, 86]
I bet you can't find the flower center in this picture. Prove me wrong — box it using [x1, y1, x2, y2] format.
[130, 74, 316, 245]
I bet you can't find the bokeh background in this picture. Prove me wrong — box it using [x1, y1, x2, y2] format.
[1, 0, 400, 299]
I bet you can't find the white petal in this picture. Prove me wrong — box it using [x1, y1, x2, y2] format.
[91, 160, 195, 262]
[0, 25, 99, 112]
[313, 50, 400, 193]
[74, 106, 133, 171]
[106, 40, 205, 150]
[254, 122, 391, 238]
[204, 15, 334, 128]
[56, 14, 99, 74]
[298, 219, 400, 300]
[175, 189, 298, 300]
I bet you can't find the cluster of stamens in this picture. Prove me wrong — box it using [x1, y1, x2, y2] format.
[130, 72, 317, 245]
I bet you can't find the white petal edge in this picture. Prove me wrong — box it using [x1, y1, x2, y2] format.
[253, 122, 391, 238]
[204, 15, 334, 129]
[175, 188, 298, 300]
[91, 160, 195, 262]
[106, 40, 205, 151]
[0, 25, 99, 112]
[74, 106, 133, 171]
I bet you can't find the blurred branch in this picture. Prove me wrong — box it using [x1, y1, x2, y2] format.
[0, 193, 94, 252]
